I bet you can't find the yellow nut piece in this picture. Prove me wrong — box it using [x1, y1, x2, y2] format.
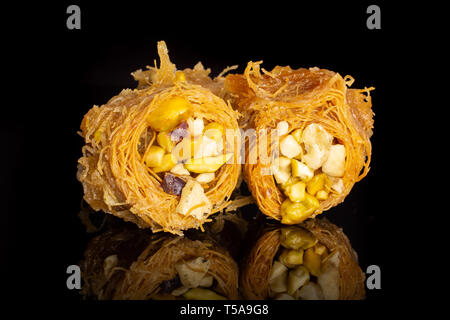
[279, 248, 304, 267]
[184, 153, 232, 173]
[291, 159, 314, 181]
[316, 190, 329, 200]
[204, 122, 224, 141]
[153, 153, 177, 173]
[144, 145, 165, 168]
[175, 71, 186, 82]
[284, 181, 306, 202]
[156, 131, 176, 152]
[280, 227, 318, 250]
[280, 194, 320, 225]
[314, 243, 328, 257]
[183, 288, 227, 300]
[291, 128, 302, 144]
[306, 173, 331, 196]
[148, 96, 192, 132]
[303, 248, 322, 276]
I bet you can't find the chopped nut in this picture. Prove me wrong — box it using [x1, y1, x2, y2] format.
[291, 128, 302, 144]
[301, 123, 333, 170]
[176, 179, 212, 220]
[291, 159, 314, 181]
[330, 177, 344, 194]
[161, 173, 186, 196]
[175, 257, 210, 288]
[284, 181, 306, 202]
[204, 122, 224, 141]
[271, 157, 292, 185]
[280, 227, 318, 250]
[187, 117, 204, 137]
[170, 163, 190, 176]
[322, 144, 346, 177]
[277, 121, 289, 136]
[157, 131, 176, 152]
[280, 135, 302, 159]
[279, 248, 304, 267]
[148, 96, 192, 132]
[288, 266, 310, 296]
[196, 172, 215, 184]
[280, 194, 320, 225]
[144, 145, 165, 168]
[316, 190, 329, 200]
[306, 173, 331, 196]
[170, 121, 189, 144]
[269, 261, 288, 282]
[269, 269, 288, 293]
[153, 153, 177, 173]
[318, 263, 340, 300]
[184, 153, 232, 174]
[303, 248, 322, 276]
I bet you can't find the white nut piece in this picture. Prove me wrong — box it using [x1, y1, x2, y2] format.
[176, 180, 212, 220]
[329, 177, 344, 194]
[296, 282, 324, 300]
[170, 163, 190, 176]
[287, 266, 310, 296]
[302, 123, 333, 148]
[280, 135, 302, 159]
[175, 257, 210, 289]
[269, 261, 288, 293]
[322, 144, 346, 177]
[269, 261, 288, 282]
[271, 157, 292, 185]
[188, 117, 204, 137]
[196, 172, 215, 184]
[291, 159, 314, 181]
[318, 264, 340, 300]
[301, 123, 333, 170]
[277, 121, 289, 136]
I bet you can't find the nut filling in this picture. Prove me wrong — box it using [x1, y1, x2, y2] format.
[144, 93, 232, 221]
[268, 227, 340, 300]
[157, 257, 227, 300]
[271, 122, 346, 224]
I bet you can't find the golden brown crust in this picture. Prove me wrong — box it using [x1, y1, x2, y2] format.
[240, 219, 365, 300]
[77, 42, 241, 235]
[114, 236, 239, 300]
[225, 62, 373, 222]
[81, 228, 239, 300]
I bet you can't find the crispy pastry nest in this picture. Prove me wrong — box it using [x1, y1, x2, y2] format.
[77, 42, 241, 235]
[225, 62, 374, 221]
[240, 218, 365, 300]
[81, 228, 239, 300]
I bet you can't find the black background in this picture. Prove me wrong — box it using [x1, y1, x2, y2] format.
[4, 0, 418, 317]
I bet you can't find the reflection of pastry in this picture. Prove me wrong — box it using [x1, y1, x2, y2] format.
[81, 226, 239, 300]
[225, 63, 374, 224]
[77, 41, 241, 235]
[240, 218, 365, 300]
